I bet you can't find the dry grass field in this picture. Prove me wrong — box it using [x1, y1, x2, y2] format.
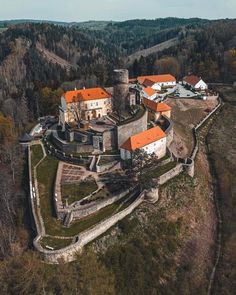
[207, 86, 236, 294]
[166, 97, 218, 157]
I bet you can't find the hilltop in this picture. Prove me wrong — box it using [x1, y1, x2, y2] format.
[0, 17, 236, 294]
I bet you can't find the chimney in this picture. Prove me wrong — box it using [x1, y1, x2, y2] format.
[83, 86, 86, 90]
[74, 87, 77, 91]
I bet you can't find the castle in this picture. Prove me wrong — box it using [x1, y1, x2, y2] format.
[55, 69, 172, 160]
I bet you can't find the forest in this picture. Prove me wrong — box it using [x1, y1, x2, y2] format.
[0, 17, 236, 294]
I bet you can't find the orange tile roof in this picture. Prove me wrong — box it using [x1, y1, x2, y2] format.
[143, 87, 156, 97]
[137, 74, 176, 85]
[143, 97, 171, 113]
[143, 79, 155, 87]
[183, 75, 201, 86]
[64, 87, 111, 103]
[121, 126, 166, 152]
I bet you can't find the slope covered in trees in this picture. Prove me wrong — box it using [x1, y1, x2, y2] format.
[129, 19, 236, 82]
[0, 17, 235, 295]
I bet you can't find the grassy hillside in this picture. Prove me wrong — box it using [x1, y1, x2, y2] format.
[207, 86, 236, 294]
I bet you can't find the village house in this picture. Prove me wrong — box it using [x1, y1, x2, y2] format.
[59, 87, 112, 130]
[137, 74, 176, 90]
[143, 97, 171, 121]
[182, 75, 208, 91]
[142, 87, 157, 100]
[120, 126, 167, 161]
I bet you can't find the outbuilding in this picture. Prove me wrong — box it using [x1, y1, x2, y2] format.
[183, 75, 208, 91]
[120, 126, 166, 161]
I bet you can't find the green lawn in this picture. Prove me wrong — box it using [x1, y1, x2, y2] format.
[61, 179, 98, 205]
[148, 161, 177, 178]
[31, 144, 44, 167]
[40, 236, 73, 250]
[35, 153, 136, 237]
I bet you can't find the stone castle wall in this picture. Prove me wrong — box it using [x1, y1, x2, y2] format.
[51, 132, 94, 154]
[117, 110, 148, 147]
[96, 155, 120, 173]
[34, 191, 145, 264]
[156, 163, 184, 185]
[71, 188, 134, 220]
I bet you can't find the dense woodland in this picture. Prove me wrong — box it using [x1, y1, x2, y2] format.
[0, 18, 236, 294]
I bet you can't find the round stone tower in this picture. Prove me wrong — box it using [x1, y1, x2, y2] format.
[183, 157, 195, 178]
[113, 69, 129, 113]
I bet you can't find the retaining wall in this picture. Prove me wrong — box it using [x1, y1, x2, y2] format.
[34, 191, 145, 264]
[190, 96, 222, 160]
[51, 131, 94, 154]
[71, 188, 134, 220]
[116, 108, 147, 147]
[96, 155, 121, 173]
[156, 163, 184, 185]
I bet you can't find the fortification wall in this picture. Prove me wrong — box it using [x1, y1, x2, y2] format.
[34, 191, 145, 264]
[190, 96, 222, 160]
[162, 115, 174, 147]
[71, 188, 133, 220]
[96, 155, 121, 173]
[156, 163, 184, 185]
[51, 132, 94, 154]
[28, 147, 44, 236]
[117, 110, 148, 147]
[102, 129, 117, 151]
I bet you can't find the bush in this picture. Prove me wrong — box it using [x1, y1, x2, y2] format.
[118, 218, 139, 235]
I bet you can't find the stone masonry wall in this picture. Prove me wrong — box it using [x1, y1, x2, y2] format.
[156, 163, 184, 185]
[72, 188, 133, 220]
[117, 109, 148, 147]
[34, 191, 145, 264]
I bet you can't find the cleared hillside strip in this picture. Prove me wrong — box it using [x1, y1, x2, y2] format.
[127, 37, 179, 65]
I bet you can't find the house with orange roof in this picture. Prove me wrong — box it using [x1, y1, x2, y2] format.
[142, 87, 157, 100]
[183, 75, 207, 91]
[59, 87, 112, 130]
[137, 74, 176, 90]
[120, 126, 166, 161]
[143, 97, 171, 120]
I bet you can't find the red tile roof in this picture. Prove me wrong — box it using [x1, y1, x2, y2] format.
[183, 75, 201, 86]
[64, 87, 111, 103]
[143, 79, 155, 87]
[121, 126, 166, 152]
[143, 97, 171, 113]
[138, 74, 176, 85]
[143, 87, 156, 97]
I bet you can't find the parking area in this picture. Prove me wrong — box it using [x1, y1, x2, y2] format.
[174, 83, 197, 98]
[153, 83, 200, 101]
